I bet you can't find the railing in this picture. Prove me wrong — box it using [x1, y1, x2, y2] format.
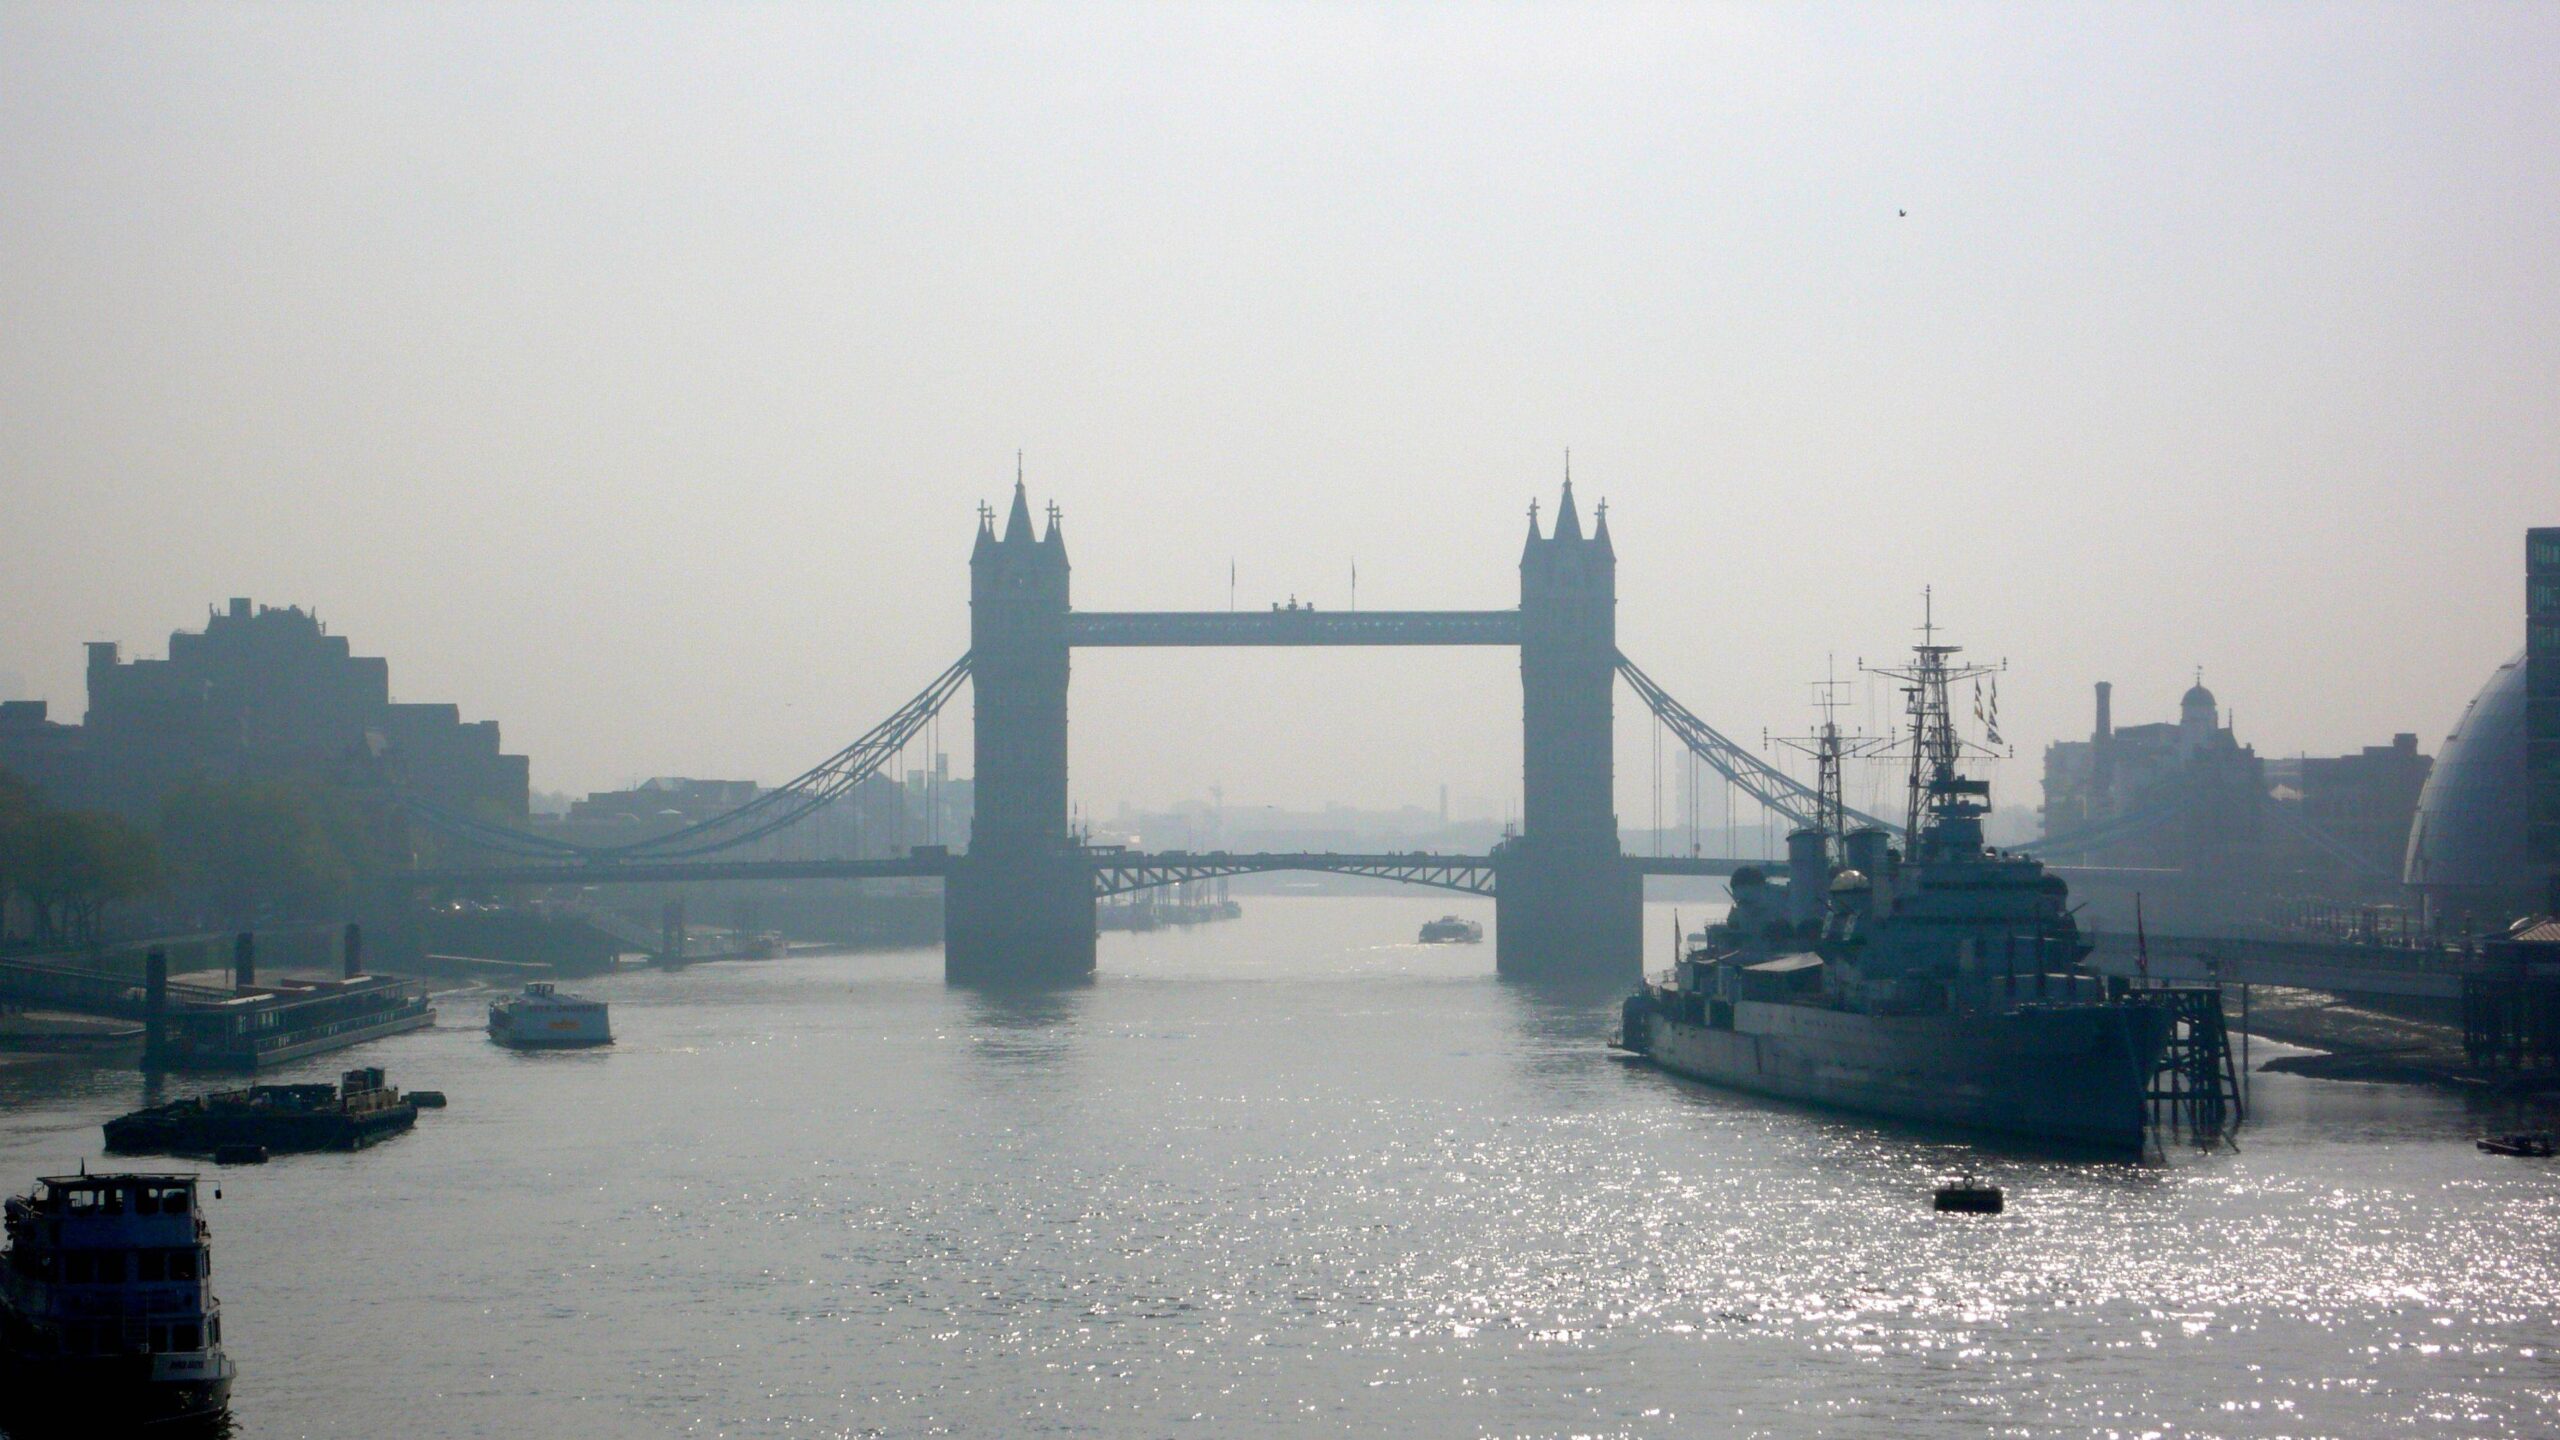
[1092, 851, 1501, 897]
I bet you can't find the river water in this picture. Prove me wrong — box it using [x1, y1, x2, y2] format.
[2, 897, 2555, 1439]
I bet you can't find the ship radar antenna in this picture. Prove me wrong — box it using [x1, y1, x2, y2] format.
[1771, 652, 1887, 855]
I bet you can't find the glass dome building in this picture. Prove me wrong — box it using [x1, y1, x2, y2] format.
[2404, 649, 2540, 925]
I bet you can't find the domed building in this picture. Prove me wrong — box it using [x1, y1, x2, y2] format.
[2404, 649, 2541, 925]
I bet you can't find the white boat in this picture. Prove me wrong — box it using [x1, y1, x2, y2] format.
[488, 983, 612, 1049]
[1418, 915, 1484, 944]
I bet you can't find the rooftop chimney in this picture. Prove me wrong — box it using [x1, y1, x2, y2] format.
[2095, 681, 2113, 740]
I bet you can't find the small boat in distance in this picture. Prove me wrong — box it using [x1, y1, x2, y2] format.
[0, 1170, 235, 1431]
[1418, 915, 1484, 945]
[489, 982, 612, 1049]
[1933, 1172, 2005, 1213]
[2476, 1132, 2554, 1158]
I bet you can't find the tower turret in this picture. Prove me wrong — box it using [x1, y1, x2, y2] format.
[968, 477, 1071, 856]
[1504, 478, 1638, 979]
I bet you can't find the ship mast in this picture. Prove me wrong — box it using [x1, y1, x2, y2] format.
[1862, 587, 2006, 845]
[1768, 656, 1879, 856]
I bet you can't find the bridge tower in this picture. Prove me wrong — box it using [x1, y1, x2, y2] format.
[946, 480, 1095, 983]
[1498, 480, 1642, 981]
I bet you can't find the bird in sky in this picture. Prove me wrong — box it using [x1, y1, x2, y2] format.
[1898, 209, 1907, 217]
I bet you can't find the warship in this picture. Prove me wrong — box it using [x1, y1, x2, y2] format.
[1619, 610, 2238, 1155]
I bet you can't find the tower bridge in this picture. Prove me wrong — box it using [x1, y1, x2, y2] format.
[403, 477, 1892, 986]
[953, 477, 1642, 983]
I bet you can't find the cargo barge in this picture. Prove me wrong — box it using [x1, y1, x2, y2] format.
[104, 1067, 419, 1157]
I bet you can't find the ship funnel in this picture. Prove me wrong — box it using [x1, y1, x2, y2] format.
[232, 932, 255, 990]
[1785, 829, 1831, 927]
[1843, 827, 1894, 890]
[344, 922, 363, 980]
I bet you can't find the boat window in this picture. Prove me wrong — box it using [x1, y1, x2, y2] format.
[138, 1250, 167, 1281]
[162, 1187, 190, 1215]
[63, 1251, 92, 1283]
[170, 1247, 199, 1280]
[174, 1322, 202, 1352]
[150, 1324, 169, 1353]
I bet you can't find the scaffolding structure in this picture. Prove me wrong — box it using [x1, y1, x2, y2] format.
[2144, 983, 2245, 1139]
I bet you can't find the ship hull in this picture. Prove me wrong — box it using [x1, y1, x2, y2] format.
[488, 1010, 611, 1048]
[104, 1102, 415, 1156]
[1633, 998, 2167, 1156]
[488, 1030, 612, 1050]
[0, 1338, 234, 1433]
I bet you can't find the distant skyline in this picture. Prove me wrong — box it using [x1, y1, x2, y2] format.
[6, 3, 2555, 824]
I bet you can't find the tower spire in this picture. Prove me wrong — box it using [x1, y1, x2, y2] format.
[1003, 464, 1034, 543]
[1553, 476, 1582, 541]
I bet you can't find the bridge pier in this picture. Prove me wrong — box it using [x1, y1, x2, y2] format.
[1494, 844, 1643, 983]
[944, 850, 1096, 985]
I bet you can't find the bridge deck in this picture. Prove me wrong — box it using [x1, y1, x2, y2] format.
[410, 849, 1767, 892]
[1067, 610, 1520, 647]
[2083, 931, 2471, 999]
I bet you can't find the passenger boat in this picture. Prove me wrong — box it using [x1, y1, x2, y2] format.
[148, 972, 435, 1072]
[2476, 1131, 2554, 1157]
[1418, 915, 1484, 944]
[104, 1066, 419, 1157]
[488, 982, 612, 1049]
[0, 1170, 234, 1431]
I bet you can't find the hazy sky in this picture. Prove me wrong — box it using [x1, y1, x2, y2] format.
[5, 3, 2555, 829]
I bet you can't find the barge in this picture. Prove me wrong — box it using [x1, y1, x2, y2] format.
[104, 1066, 419, 1157]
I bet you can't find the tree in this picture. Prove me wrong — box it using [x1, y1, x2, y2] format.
[16, 809, 161, 947]
[159, 778, 355, 929]
[0, 768, 37, 940]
